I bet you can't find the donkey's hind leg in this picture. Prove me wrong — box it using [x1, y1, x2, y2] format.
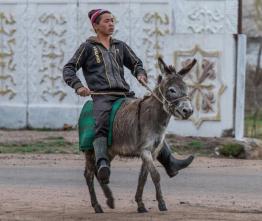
[95, 172, 115, 209]
[84, 152, 103, 213]
[141, 150, 167, 211]
[135, 162, 149, 213]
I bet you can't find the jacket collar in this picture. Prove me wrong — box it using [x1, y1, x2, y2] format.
[87, 36, 121, 45]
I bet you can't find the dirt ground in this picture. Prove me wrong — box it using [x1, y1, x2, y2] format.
[0, 154, 262, 221]
[0, 130, 262, 220]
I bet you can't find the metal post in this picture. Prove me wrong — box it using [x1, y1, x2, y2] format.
[235, 34, 247, 140]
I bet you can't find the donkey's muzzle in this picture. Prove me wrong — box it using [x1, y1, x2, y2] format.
[182, 107, 193, 119]
[176, 100, 193, 119]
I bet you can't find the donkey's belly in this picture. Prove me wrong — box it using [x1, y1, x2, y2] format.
[110, 132, 165, 158]
[109, 143, 141, 158]
[111, 124, 141, 157]
[110, 99, 142, 157]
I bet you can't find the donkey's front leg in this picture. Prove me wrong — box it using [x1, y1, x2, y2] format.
[141, 150, 167, 211]
[135, 162, 149, 213]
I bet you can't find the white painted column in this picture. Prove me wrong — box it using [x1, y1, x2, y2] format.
[235, 34, 247, 140]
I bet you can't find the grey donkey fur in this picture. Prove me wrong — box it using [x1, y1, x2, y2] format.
[84, 57, 197, 213]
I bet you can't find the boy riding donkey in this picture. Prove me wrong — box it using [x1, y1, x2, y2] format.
[63, 9, 194, 184]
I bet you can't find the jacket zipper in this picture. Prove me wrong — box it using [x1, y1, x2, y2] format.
[108, 55, 117, 87]
[112, 45, 124, 86]
[97, 46, 112, 88]
[108, 50, 125, 89]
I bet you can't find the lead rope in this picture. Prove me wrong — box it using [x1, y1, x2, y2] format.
[90, 92, 127, 96]
[140, 82, 165, 105]
[141, 82, 190, 106]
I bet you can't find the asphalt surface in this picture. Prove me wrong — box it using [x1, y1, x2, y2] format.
[0, 164, 262, 195]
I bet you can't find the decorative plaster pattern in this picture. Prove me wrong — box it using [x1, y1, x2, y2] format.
[143, 12, 170, 82]
[173, 0, 238, 34]
[187, 6, 224, 33]
[0, 12, 16, 100]
[254, 0, 262, 31]
[174, 45, 226, 128]
[38, 13, 67, 102]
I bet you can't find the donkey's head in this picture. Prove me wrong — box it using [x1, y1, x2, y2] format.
[157, 57, 196, 119]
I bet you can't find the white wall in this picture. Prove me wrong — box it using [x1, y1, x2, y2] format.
[0, 0, 244, 138]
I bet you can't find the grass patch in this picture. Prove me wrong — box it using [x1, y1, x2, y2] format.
[188, 140, 204, 150]
[219, 143, 245, 158]
[166, 134, 248, 158]
[170, 139, 213, 156]
[0, 137, 79, 154]
[245, 112, 262, 139]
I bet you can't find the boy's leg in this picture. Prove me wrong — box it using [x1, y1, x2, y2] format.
[93, 137, 110, 184]
[157, 140, 194, 177]
[92, 95, 119, 184]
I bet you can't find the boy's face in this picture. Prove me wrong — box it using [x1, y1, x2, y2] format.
[94, 13, 115, 36]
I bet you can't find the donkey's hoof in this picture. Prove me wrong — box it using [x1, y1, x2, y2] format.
[137, 207, 148, 213]
[158, 202, 168, 211]
[107, 198, 115, 209]
[94, 204, 104, 213]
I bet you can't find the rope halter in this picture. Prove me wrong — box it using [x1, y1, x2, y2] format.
[142, 82, 190, 108]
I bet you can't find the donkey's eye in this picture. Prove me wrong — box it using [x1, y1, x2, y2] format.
[169, 87, 176, 94]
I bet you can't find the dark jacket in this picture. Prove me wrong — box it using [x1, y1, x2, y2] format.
[63, 36, 147, 92]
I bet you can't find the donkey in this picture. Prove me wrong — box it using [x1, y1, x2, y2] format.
[84, 57, 196, 213]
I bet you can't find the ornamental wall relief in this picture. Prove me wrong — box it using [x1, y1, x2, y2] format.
[38, 13, 67, 102]
[143, 12, 169, 83]
[173, 0, 238, 34]
[174, 45, 226, 128]
[0, 12, 16, 100]
[187, 6, 224, 33]
[254, 0, 262, 31]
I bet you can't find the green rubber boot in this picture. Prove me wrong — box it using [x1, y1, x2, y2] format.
[93, 137, 110, 184]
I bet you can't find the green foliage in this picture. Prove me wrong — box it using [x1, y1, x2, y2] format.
[219, 143, 245, 158]
[170, 139, 213, 156]
[188, 140, 204, 150]
[245, 112, 262, 139]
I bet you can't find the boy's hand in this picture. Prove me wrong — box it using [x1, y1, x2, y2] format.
[76, 87, 92, 97]
[137, 75, 148, 86]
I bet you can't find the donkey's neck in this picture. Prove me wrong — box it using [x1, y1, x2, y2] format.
[142, 87, 171, 133]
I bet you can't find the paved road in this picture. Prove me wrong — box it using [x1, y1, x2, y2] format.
[0, 155, 262, 221]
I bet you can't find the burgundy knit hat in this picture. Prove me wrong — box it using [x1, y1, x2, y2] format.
[88, 9, 111, 24]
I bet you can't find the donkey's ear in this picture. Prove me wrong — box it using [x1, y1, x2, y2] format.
[178, 59, 197, 77]
[158, 56, 172, 76]
[157, 75, 163, 85]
